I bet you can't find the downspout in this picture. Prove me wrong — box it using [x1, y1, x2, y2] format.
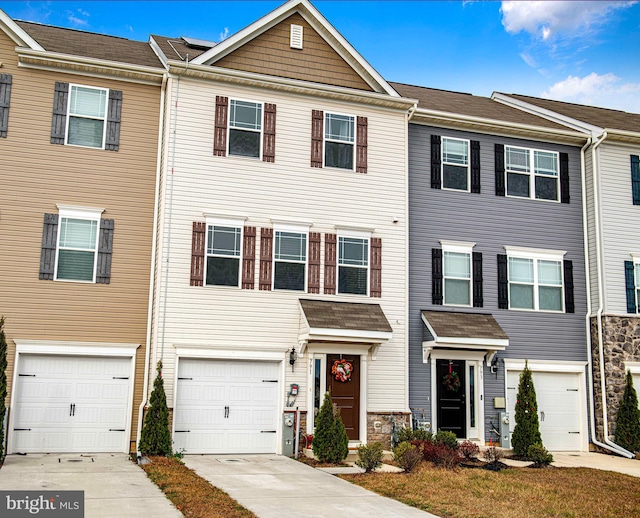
[590, 131, 634, 457]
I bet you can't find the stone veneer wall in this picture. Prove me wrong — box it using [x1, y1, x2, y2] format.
[591, 316, 640, 442]
[367, 412, 411, 450]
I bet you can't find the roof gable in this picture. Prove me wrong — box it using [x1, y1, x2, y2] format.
[0, 8, 43, 50]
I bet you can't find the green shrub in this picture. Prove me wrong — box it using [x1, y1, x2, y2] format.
[435, 429, 459, 449]
[458, 440, 480, 460]
[397, 427, 433, 443]
[0, 317, 6, 460]
[511, 361, 543, 457]
[355, 442, 384, 473]
[615, 370, 640, 453]
[312, 392, 349, 463]
[139, 361, 172, 456]
[393, 441, 421, 472]
[527, 443, 553, 465]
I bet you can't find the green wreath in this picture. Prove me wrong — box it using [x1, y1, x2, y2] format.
[443, 371, 461, 392]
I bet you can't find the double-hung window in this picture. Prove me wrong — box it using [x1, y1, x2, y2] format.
[506, 146, 559, 201]
[274, 229, 307, 291]
[66, 84, 108, 149]
[442, 242, 473, 306]
[205, 222, 242, 287]
[325, 113, 355, 169]
[442, 137, 469, 191]
[228, 99, 262, 158]
[507, 248, 564, 311]
[338, 235, 369, 295]
[55, 207, 102, 282]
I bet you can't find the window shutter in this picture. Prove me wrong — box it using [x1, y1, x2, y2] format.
[625, 261, 636, 313]
[242, 226, 256, 289]
[497, 254, 508, 309]
[262, 103, 276, 163]
[0, 74, 12, 138]
[51, 82, 69, 145]
[563, 259, 574, 313]
[308, 232, 321, 294]
[259, 228, 273, 290]
[431, 135, 441, 189]
[631, 155, 640, 205]
[471, 140, 481, 193]
[39, 213, 59, 280]
[190, 222, 206, 286]
[432, 248, 443, 305]
[95, 219, 115, 284]
[324, 233, 336, 294]
[370, 238, 382, 297]
[495, 143, 505, 196]
[473, 251, 483, 307]
[213, 96, 228, 156]
[105, 90, 123, 151]
[559, 152, 570, 203]
[356, 116, 368, 174]
[311, 110, 323, 167]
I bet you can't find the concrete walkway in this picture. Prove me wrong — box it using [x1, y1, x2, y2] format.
[184, 454, 437, 518]
[550, 451, 640, 477]
[0, 453, 182, 518]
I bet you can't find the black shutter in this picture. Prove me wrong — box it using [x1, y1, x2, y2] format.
[39, 214, 59, 280]
[563, 259, 574, 313]
[473, 251, 483, 307]
[51, 82, 69, 144]
[625, 261, 637, 313]
[497, 254, 508, 309]
[560, 152, 570, 203]
[432, 248, 443, 305]
[0, 74, 12, 138]
[105, 90, 123, 151]
[495, 143, 505, 196]
[471, 140, 481, 193]
[431, 135, 441, 189]
[631, 155, 640, 205]
[96, 219, 114, 284]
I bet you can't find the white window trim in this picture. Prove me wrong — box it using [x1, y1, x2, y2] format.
[64, 83, 108, 150]
[204, 216, 245, 288]
[272, 224, 309, 292]
[323, 111, 356, 171]
[441, 240, 475, 307]
[631, 254, 640, 314]
[441, 136, 470, 193]
[227, 98, 263, 160]
[337, 231, 371, 296]
[505, 145, 560, 203]
[54, 205, 104, 283]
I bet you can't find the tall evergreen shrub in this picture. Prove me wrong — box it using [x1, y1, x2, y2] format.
[511, 361, 543, 457]
[0, 317, 7, 459]
[312, 392, 348, 463]
[615, 370, 640, 453]
[139, 361, 172, 456]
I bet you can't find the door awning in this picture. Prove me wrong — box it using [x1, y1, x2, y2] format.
[421, 310, 509, 365]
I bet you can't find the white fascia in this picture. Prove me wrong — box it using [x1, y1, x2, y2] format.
[0, 9, 44, 50]
[503, 359, 587, 373]
[14, 339, 139, 357]
[504, 245, 566, 261]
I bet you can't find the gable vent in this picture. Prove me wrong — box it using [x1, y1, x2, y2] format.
[290, 24, 303, 49]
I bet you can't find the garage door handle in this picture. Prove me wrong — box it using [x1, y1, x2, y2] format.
[261, 431, 276, 433]
[262, 379, 277, 383]
[540, 411, 545, 422]
[178, 377, 193, 380]
[112, 377, 129, 380]
[175, 430, 190, 433]
[109, 429, 125, 432]
[18, 374, 36, 377]
[566, 389, 578, 392]
[13, 428, 31, 431]
[70, 404, 76, 416]
[224, 406, 229, 418]
[568, 432, 580, 434]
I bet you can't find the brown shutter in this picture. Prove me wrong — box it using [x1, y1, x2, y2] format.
[308, 232, 321, 294]
[214, 96, 228, 156]
[242, 226, 256, 289]
[0, 74, 12, 138]
[105, 90, 123, 151]
[311, 109, 323, 167]
[324, 233, 336, 294]
[39, 213, 59, 280]
[51, 82, 69, 145]
[259, 228, 273, 290]
[356, 116, 368, 174]
[190, 222, 206, 286]
[96, 219, 115, 284]
[263, 103, 276, 163]
[370, 238, 382, 297]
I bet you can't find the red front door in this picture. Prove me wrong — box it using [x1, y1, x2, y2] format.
[326, 354, 360, 441]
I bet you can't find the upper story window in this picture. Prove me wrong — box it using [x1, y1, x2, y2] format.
[274, 229, 307, 291]
[206, 222, 242, 287]
[443, 243, 472, 306]
[228, 99, 262, 158]
[338, 235, 369, 295]
[325, 113, 355, 170]
[506, 248, 564, 312]
[442, 137, 469, 191]
[506, 146, 559, 201]
[56, 209, 101, 282]
[67, 85, 108, 149]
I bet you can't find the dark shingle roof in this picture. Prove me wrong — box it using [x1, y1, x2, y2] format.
[422, 310, 508, 341]
[300, 299, 392, 333]
[500, 93, 640, 134]
[390, 82, 571, 131]
[16, 20, 163, 69]
[150, 35, 208, 62]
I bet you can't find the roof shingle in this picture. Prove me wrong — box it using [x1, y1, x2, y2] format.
[300, 299, 392, 333]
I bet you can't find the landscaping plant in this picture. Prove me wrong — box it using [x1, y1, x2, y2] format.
[355, 441, 384, 473]
[393, 441, 421, 472]
[312, 391, 348, 463]
[458, 440, 480, 461]
[614, 370, 640, 453]
[0, 317, 6, 460]
[527, 443, 553, 466]
[511, 361, 543, 458]
[396, 426, 432, 443]
[482, 445, 504, 464]
[434, 429, 459, 449]
[139, 361, 172, 456]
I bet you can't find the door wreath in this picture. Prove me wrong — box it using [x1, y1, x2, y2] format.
[442, 371, 461, 392]
[332, 359, 353, 382]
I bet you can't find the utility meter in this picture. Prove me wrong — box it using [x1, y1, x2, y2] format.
[289, 384, 299, 396]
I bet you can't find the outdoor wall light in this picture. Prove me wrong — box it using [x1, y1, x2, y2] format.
[289, 346, 296, 372]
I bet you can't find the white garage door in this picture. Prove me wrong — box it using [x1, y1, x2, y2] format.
[507, 370, 582, 451]
[174, 359, 280, 454]
[12, 355, 132, 453]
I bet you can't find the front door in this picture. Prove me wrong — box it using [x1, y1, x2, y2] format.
[326, 354, 360, 441]
[437, 359, 466, 438]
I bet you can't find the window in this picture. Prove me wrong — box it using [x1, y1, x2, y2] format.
[338, 236, 369, 295]
[274, 230, 307, 291]
[66, 85, 108, 148]
[433, 242, 482, 307]
[205, 224, 242, 287]
[507, 249, 564, 311]
[325, 113, 355, 169]
[54, 208, 103, 282]
[228, 99, 262, 158]
[442, 137, 469, 191]
[506, 146, 559, 201]
[444, 249, 471, 306]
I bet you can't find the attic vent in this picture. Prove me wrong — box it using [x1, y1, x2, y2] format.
[290, 24, 303, 49]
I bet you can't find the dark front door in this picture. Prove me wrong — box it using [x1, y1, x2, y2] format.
[437, 359, 466, 438]
[326, 354, 360, 441]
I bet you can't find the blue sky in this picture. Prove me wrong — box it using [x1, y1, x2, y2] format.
[2, 1, 639, 112]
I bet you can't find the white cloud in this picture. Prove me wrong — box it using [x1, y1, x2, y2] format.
[219, 27, 230, 42]
[501, 1, 636, 40]
[77, 8, 90, 17]
[542, 72, 640, 112]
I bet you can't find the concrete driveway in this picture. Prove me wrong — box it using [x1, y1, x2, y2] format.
[0, 453, 181, 518]
[551, 451, 640, 477]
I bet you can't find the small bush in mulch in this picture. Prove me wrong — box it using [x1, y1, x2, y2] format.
[355, 442, 384, 473]
[482, 445, 508, 471]
[458, 440, 480, 461]
[393, 441, 422, 473]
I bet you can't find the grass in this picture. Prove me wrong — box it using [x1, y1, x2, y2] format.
[339, 462, 640, 518]
[141, 456, 256, 518]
